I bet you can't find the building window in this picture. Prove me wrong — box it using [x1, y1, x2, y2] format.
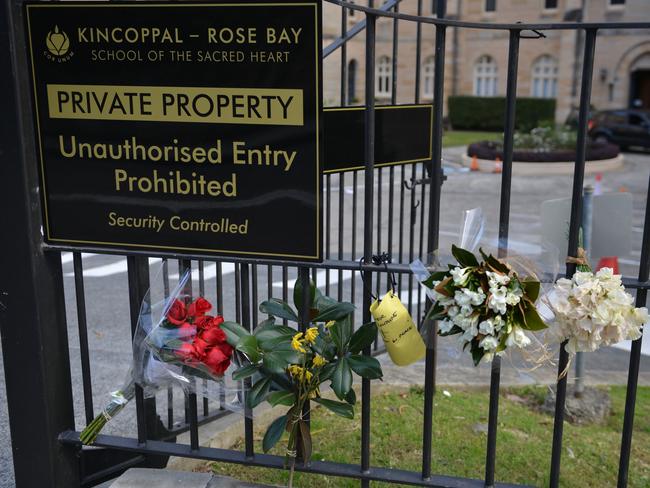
[423, 56, 435, 99]
[474, 55, 498, 96]
[485, 0, 497, 12]
[544, 0, 558, 10]
[608, 0, 626, 6]
[376, 55, 392, 98]
[531, 55, 558, 98]
[347, 59, 357, 104]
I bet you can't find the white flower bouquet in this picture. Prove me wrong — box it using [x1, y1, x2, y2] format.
[549, 267, 648, 354]
[422, 245, 547, 365]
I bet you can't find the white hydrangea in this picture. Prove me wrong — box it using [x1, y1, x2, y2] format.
[505, 325, 531, 348]
[549, 268, 648, 354]
[450, 266, 471, 286]
[488, 286, 508, 315]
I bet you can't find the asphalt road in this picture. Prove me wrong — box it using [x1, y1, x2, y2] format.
[1, 149, 649, 487]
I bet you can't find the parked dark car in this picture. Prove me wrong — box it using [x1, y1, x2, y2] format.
[588, 109, 650, 150]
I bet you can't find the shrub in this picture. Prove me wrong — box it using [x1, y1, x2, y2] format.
[467, 140, 619, 162]
[448, 96, 556, 132]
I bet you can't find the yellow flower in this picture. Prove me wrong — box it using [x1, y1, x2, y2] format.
[288, 365, 313, 382]
[308, 386, 321, 399]
[291, 332, 306, 353]
[325, 320, 336, 329]
[304, 327, 319, 344]
[312, 354, 327, 367]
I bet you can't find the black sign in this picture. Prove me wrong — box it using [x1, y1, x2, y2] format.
[323, 105, 432, 174]
[25, 1, 322, 262]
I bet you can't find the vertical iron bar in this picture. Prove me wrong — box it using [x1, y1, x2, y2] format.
[340, 2, 347, 104]
[391, 2, 399, 104]
[485, 29, 521, 488]
[422, 0, 446, 479]
[550, 28, 598, 488]
[414, 0, 423, 103]
[127, 256, 151, 445]
[282, 265, 289, 326]
[267, 265, 273, 301]
[179, 258, 199, 451]
[326, 174, 332, 295]
[73, 252, 94, 425]
[235, 263, 242, 324]
[162, 259, 174, 429]
[339, 173, 345, 302]
[252, 263, 259, 327]
[352, 171, 358, 306]
[617, 172, 650, 487]
[398, 165, 406, 294]
[241, 263, 254, 458]
[198, 260, 209, 417]
[361, 8, 377, 486]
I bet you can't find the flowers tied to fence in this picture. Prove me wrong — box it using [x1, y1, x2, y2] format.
[221, 280, 382, 485]
[548, 265, 648, 355]
[80, 293, 234, 445]
[423, 245, 547, 365]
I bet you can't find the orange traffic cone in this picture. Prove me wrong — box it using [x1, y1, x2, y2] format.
[493, 157, 502, 174]
[470, 155, 479, 171]
[596, 256, 620, 274]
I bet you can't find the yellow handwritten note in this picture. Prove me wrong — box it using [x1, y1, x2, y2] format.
[370, 291, 426, 366]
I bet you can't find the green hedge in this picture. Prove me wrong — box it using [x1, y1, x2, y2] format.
[448, 96, 556, 132]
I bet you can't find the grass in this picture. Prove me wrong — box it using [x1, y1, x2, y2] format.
[206, 386, 650, 487]
[443, 131, 501, 147]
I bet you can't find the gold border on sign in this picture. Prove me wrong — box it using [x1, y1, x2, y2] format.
[25, 1, 322, 261]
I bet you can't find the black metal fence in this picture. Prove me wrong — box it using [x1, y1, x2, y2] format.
[2, 0, 650, 487]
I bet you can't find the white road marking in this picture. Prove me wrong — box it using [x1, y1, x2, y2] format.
[60, 252, 98, 265]
[170, 262, 236, 281]
[65, 257, 162, 277]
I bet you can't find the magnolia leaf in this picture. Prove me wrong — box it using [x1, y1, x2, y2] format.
[345, 388, 357, 405]
[314, 398, 354, 419]
[232, 364, 259, 381]
[253, 318, 276, 333]
[255, 324, 296, 343]
[236, 335, 260, 363]
[312, 301, 355, 323]
[246, 377, 272, 409]
[451, 244, 479, 268]
[267, 390, 295, 407]
[262, 415, 288, 453]
[470, 339, 484, 366]
[263, 351, 291, 374]
[523, 305, 547, 331]
[330, 315, 353, 353]
[422, 271, 449, 288]
[319, 362, 337, 382]
[259, 299, 299, 322]
[348, 354, 383, 380]
[349, 322, 377, 354]
[330, 357, 353, 400]
[521, 279, 541, 303]
[220, 321, 251, 347]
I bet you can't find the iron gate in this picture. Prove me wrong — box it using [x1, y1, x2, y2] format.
[1, 0, 650, 487]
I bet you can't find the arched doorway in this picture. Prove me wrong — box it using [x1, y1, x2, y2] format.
[629, 53, 650, 108]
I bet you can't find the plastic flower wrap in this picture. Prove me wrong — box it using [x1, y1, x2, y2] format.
[422, 245, 547, 365]
[548, 266, 648, 354]
[224, 279, 383, 488]
[80, 268, 241, 445]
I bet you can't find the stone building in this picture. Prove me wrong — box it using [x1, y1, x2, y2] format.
[323, 0, 650, 123]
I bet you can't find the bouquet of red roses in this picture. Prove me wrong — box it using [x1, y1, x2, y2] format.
[147, 296, 233, 379]
[80, 270, 237, 445]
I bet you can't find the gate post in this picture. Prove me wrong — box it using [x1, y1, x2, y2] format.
[0, 1, 80, 487]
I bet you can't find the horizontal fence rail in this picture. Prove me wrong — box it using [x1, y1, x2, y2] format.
[2, 1, 650, 487]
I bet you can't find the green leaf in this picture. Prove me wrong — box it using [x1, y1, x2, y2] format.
[232, 364, 259, 381]
[220, 321, 251, 347]
[349, 322, 377, 354]
[246, 377, 272, 409]
[319, 362, 337, 382]
[313, 398, 354, 419]
[451, 244, 479, 268]
[422, 271, 449, 288]
[348, 354, 383, 380]
[522, 305, 547, 331]
[236, 335, 260, 363]
[267, 390, 295, 407]
[259, 299, 299, 322]
[312, 301, 355, 323]
[263, 351, 293, 374]
[253, 318, 276, 334]
[330, 315, 353, 353]
[262, 415, 288, 453]
[345, 388, 357, 405]
[330, 357, 353, 400]
[521, 279, 541, 303]
[470, 339, 484, 366]
[255, 324, 296, 344]
[293, 278, 316, 314]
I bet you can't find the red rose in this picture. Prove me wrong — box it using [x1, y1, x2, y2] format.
[166, 299, 187, 326]
[217, 342, 233, 358]
[200, 325, 227, 345]
[203, 346, 231, 376]
[175, 342, 197, 361]
[192, 337, 210, 359]
[195, 315, 214, 330]
[188, 297, 212, 319]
